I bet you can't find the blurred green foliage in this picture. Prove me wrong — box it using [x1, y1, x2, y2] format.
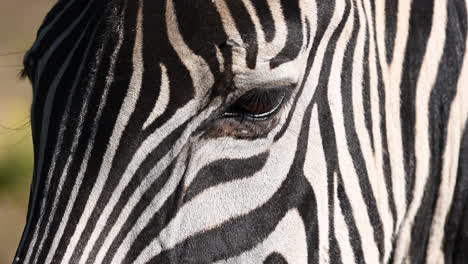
[0, 131, 33, 195]
[0, 147, 32, 189]
[0, 109, 34, 199]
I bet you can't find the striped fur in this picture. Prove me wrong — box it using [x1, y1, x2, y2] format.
[14, 0, 468, 263]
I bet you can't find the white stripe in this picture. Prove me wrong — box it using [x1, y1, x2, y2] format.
[393, 0, 448, 261]
[142, 63, 170, 129]
[263, 0, 288, 59]
[386, 0, 412, 228]
[214, 45, 225, 72]
[214, 0, 247, 70]
[304, 106, 329, 264]
[374, 0, 390, 71]
[299, 0, 317, 51]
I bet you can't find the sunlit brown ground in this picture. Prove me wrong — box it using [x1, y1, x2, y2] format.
[0, 0, 55, 262]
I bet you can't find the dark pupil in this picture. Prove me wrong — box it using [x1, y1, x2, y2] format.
[238, 101, 272, 115]
[225, 89, 286, 118]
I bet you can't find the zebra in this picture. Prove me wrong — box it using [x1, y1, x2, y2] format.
[13, 0, 468, 263]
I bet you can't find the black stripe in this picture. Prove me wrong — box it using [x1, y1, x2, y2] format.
[442, 2, 468, 262]
[443, 121, 468, 263]
[385, 0, 398, 63]
[183, 152, 269, 203]
[264, 252, 288, 264]
[327, 169, 342, 264]
[361, 30, 375, 153]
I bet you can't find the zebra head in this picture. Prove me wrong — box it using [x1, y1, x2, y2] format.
[14, 0, 468, 263]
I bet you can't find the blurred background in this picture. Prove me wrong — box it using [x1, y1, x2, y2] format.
[0, 0, 55, 262]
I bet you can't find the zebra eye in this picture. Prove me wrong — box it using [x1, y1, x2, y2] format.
[222, 89, 286, 120]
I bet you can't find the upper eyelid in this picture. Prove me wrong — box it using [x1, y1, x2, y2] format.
[227, 84, 294, 104]
[223, 88, 290, 117]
